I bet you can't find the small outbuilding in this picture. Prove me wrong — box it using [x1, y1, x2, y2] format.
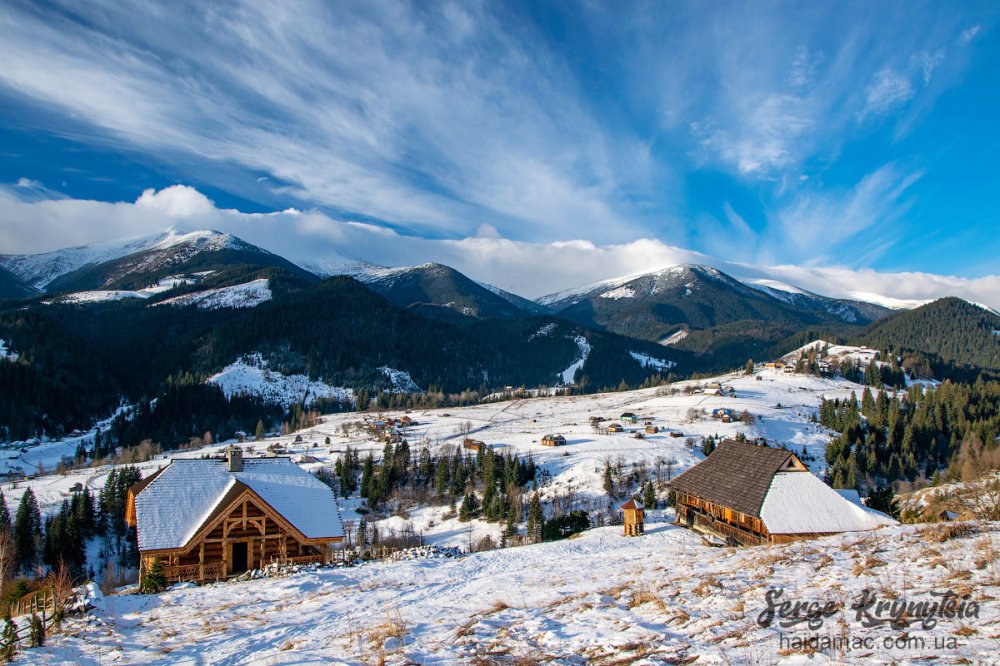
[463, 438, 486, 452]
[606, 423, 624, 434]
[621, 498, 645, 536]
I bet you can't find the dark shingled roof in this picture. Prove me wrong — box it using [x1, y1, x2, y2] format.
[667, 440, 797, 516]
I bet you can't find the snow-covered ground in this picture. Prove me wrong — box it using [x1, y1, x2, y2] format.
[6, 364, 999, 663]
[24, 521, 1000, 665]
[208, 354, 353, 407]
[559, 335, 591, 384]
[629, 350, 675, 372]
[782, 340, 879, 367]
[379, 366, 422, 392]
[154, 278, 272, 309]
[45, 272, 215, 305]
[3, 365, 861, 550]
[0, 338, 17, 361]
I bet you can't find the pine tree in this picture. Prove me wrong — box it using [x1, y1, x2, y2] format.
[0, 491, 10, 534]
[13, 488, 42, 573]
[255, 420, 265, 441]
[0, 617, 17, 662]
[28, 613, 44, 647]
[140, 558, 166, 594]
[527, 493, 543, 541]
[602, 460, 614, 497]
[458, 492, 479, 522]
[642, 481, 656, 509]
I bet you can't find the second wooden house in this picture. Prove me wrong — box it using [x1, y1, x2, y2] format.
[668, 439, 895, 546]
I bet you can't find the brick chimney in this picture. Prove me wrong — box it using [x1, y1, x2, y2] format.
[227, 446, 243, 473]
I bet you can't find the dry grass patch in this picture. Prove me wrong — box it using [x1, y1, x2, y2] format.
[627, 589, 668, 612]
[973, 537, 998, 570]
[851, 555, 887, 576]
[921, 522, 977, 543]
[487, 599, 511, 614]
[814, 554, 834, 571]
[692, 576, 724, 597]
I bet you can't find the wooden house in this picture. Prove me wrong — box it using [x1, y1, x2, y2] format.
[645, 425, 659, 434]
[621, 498, 645, 536]
[606, 423, 624, 434]
[620, 412, 638, 423]
[540, 434, 567, 446]
[126, 448, 345, 584]
[667, 440, 895, 546]
[463, 438, 486, 452]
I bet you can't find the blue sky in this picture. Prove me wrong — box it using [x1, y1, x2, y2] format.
[1, 1, 999, 296]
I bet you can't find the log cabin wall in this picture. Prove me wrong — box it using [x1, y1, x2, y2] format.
[180, 492, 311, 575]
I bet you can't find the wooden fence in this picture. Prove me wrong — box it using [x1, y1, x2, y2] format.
[6, 587, 59, 645]
[8, 588, 54, 619]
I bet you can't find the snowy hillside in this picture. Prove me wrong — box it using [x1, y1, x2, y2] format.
[0, 231, 174, 290]
[27, 521, 1000, 664]
[207, 354, 353, 407]
[154, 278, 272, 309]
[6, 365, 999, 663]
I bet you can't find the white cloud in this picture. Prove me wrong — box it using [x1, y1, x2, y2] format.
[959, 24, 981, 46]
[3, 185, 1000, 310]
[860, 68, 915, 119]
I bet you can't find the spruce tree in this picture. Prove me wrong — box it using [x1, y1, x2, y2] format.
[0, 491, 10, 534]
[13, 488, 42, 573]
[642, 481, 656, 509]
[527, 493, 543, 541]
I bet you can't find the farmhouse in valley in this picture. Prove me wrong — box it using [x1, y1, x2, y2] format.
[668, 439, 895, 545]
[126, 448, 345, 583]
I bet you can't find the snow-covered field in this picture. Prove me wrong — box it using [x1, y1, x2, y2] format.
[5, 364, 1000, 664]
[25, 521, 1000, 665]
[5, 366, 860, 547]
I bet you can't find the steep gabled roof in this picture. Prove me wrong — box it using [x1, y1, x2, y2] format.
[133, 457, 344, 551]
[667, 440, 796, 516]
[761, 472, 897, 534]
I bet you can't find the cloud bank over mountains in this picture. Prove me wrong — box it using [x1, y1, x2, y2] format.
[3, 184, 999, 308]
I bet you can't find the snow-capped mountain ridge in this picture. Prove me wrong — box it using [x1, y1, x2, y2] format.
[0, 229, 262, 291]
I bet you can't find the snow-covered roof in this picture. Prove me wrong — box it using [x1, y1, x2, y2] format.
[133, 457, 344, 551]
[761, 473, 896, 535]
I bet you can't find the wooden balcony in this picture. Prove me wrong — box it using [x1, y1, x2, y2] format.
[691, 509, 764, 546]
[164, 562, 226, 583]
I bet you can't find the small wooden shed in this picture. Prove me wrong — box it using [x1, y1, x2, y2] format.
[621, 498, 645, 536]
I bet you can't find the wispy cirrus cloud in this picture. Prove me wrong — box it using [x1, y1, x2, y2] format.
[0, 0, 653, 243]
[0, 1, 995, 277]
